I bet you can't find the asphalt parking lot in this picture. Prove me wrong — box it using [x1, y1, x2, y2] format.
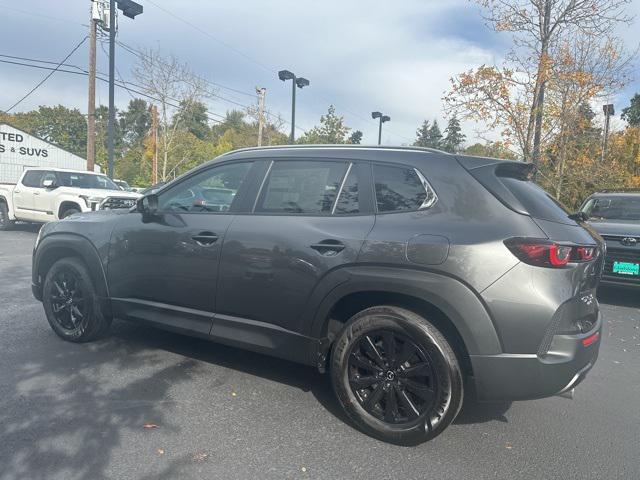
[1, 225, 639, 480]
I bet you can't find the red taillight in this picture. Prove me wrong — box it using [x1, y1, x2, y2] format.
[576, 246, 595, 261]
[505, 238, 597, 268]
[582, 331, 599, 347]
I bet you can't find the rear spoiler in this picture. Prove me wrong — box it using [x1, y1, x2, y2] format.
[455, 156, 536, 216]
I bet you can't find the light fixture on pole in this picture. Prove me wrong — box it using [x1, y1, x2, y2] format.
[278, 69, 309, 143]
[372, 111, 391, 145]
[106, 0, 143, 179]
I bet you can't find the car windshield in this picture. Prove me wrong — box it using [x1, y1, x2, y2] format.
[581, 195, 640, 221]
[58, 172, 120, 190]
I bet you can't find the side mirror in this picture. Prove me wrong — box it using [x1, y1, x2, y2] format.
[42, 179, 57, 189]
[136, 194, 159, 215]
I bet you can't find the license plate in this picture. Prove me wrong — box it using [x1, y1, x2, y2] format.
[612, 261, 640, 276]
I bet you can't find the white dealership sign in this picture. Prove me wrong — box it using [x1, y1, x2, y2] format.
[0, 123, 98, 183]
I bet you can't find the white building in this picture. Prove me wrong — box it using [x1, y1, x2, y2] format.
[0, 123, 99, 183]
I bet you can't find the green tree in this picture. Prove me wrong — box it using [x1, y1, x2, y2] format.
[442, 116, 466, 153]
[297, 105, 351, 144]
[463, 141, 517, 160]
[119, 98, 151, 146]
[428, 120, 443, 149]
[8, 105, 87, 157]
[177, 100, 209, 140]
[414, 120, 431, 147]
[348, 130, 363, 144]
[622, 93, 640, 126]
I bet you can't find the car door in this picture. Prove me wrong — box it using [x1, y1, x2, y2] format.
[216, 158, 375, 334]
[32, 171, 58, 220]
[12, 170, 42, 220]
[108, 160, 255, 334]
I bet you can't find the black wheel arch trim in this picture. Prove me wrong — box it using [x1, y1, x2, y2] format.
[306, 265, 504, 365]
[33, 233, 110, 314]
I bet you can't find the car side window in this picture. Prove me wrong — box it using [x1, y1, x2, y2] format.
[40, 172, 57, 187]
[255, 160, 348, 214]
[21, 171, 43, 188]
[373, 164, 437, 213]
[157, 162, 252, 213]
[333, 164, 360, 215]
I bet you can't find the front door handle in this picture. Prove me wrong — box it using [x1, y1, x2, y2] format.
[192, 232, 219, 246]
[310, 240, 346, 256]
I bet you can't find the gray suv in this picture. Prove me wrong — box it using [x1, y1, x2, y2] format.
[32, 146, 603, 444]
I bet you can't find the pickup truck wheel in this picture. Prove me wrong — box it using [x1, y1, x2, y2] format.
[60, 207, 81, 219]
[42, 257, 112, 342]
[330, 306, 463, 445]
[0, 202, 13, 231]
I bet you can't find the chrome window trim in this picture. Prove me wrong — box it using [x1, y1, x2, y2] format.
[414, 168, 438, 210]
[331, 162, 353, 215]
[252, 160, 274, 212]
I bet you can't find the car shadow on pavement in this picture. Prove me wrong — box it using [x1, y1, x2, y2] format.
[113, 320, 515, 430]
[597, 287, 640, 308]
[0, 323, 202, 480]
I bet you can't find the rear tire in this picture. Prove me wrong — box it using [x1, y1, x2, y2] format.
[330, 305, 464, 445]
[42, 257, 112, 342]
[60, 207, 81, 219]
[0, 202, 13, 231]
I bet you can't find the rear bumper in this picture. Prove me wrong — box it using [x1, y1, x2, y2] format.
[470, 313, 602, 401]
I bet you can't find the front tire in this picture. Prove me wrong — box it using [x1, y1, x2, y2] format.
[60, 207, 81, 219]
[330, 306, 463, 445]
[42, 257, 111, 342]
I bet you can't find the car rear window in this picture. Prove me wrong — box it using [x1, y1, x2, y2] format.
[499, 176, 571, 224]
[373, 164, 433, 213]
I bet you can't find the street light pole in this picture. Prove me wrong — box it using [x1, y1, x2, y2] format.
[105, 0, 143, 178]
[372, 111, 390, 145]
[278, 70, 309, 143]
[290, 77, 296, 142]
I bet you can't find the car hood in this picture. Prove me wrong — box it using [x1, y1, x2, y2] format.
[586, 220, 640, 237]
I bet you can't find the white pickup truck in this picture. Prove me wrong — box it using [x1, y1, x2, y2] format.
[0, 167, 140, 230]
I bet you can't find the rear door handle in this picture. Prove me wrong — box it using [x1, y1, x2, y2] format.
[310, 240, 346, 256]
[192, 232, 219, 246]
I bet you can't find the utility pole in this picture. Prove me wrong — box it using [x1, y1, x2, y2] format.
[256, 87, 266, 146]
[107, 0, 116, 178]
[150, 104, 158, 184]
[87, 1, 98, 172]
[601, 104, 615, 162]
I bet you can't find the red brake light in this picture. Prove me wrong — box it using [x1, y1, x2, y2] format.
[504, 238, 597, 268]
[576, 247, 595, 261]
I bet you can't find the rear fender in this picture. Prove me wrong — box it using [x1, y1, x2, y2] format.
[307, 266, 503, 357]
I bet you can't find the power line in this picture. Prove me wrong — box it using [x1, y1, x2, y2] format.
[0, 57, 228, 125]
[4, 36, 88, 113]
[137, 0, 410, 142]
[142, 0, 276, 75]
[116, 40, 257, 99]
[0, 3, 85, 26]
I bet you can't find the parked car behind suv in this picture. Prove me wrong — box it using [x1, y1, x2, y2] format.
[31, 146, 603, 444]
[579, 191, 640, 288]
[0, 167, 140, 228]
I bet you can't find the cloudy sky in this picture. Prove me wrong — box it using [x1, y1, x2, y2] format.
[1, 0, 639, 145]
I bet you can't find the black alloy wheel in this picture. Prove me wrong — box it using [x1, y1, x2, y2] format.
[331, 305, 464, 445]
[48, 267, 88, 332]
[42, 257, 112, 342]
[347, 330, 439, 425]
